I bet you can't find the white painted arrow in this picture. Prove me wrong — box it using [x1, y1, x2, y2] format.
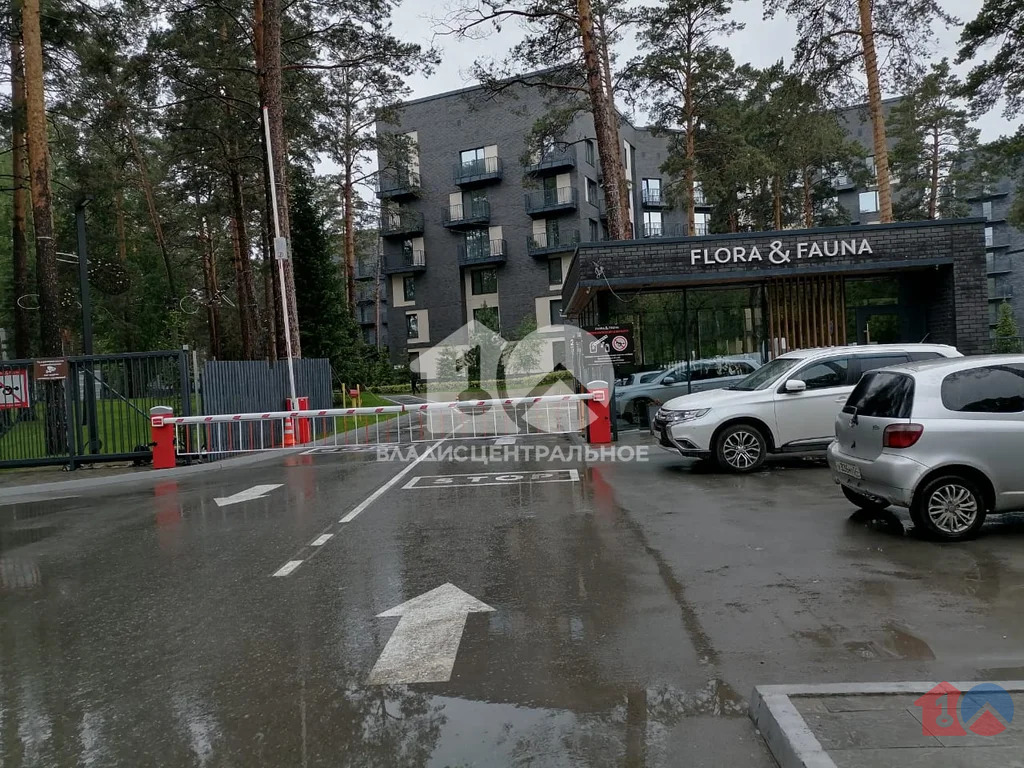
[213, 484, 283, 507]
[368, 583, 495, 685]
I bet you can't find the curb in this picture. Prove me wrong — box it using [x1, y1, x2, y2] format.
[749, 681, 1024, 768]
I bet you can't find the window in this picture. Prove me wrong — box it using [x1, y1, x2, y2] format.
[857, 354, 909, 376]
[588, 218, 599, 242]
[403, 275, 416, 302]
[942, 365, 1024, 413]
[471, 267, 497, 295]
[693, 182, 707, 205]
[983, 201, 993, 220]
[792, 358, 851, 390]
[474, 306, 500, 332]
[585, 140, 595, 165]
[460, 147, 485, 167]
[986, 227, 994, 247]
[694, 212, 711, 236]
[586, 177, 599, 204]
[642, 178, 661, 204]
[465, 229, 489, 260]
[548, 258, 563, 286]
[844, 372, 915, 419]
[859, 191, 880, 214]
[402, 239, 413, 258]
[405, 313, 419, 339]
[866, 155, 876, 178]
[643, 211, 663, 237]
[548, 299, 563, 326]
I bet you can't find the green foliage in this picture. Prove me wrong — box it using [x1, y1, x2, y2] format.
[993, 301, 1021, 353]
[958, 0, 1024, 119]
[888, 60, 980, 221]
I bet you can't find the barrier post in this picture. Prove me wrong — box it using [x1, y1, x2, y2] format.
[150, 406, 176, 469]
[292, 396, 311, 443]
[585, 380, 612, 445]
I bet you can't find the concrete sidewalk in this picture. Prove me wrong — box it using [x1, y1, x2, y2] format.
[751, 682, 1024, 767]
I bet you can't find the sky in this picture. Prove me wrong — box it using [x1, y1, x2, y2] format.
[388, 0, 1018, 143]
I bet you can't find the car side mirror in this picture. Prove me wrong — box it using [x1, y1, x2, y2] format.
[784, 379, 807, 394]
[662, 376, 676, 385]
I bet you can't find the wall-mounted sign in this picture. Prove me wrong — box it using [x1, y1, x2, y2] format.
[690, 238, 874, 267]
[34, 358, 69, 381]
[583, 324, 635, 365]
[0, 370, 30, 410]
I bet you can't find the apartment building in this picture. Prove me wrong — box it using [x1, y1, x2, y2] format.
[966, 177, 1024, 337]
[374, 77, 712, 366]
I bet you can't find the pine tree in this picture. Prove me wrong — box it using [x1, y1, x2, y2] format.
[888, 60, 979, 221]
[764, 0, 957, 224]
[993, 301, 1021, 354]
[626, 0, 742, 233]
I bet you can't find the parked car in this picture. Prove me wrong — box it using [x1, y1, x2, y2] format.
[616, 370, 664, 388]
[652, 344, 962, 472]
[617, 357, 761, 426]
[828, 354, 1024, 541]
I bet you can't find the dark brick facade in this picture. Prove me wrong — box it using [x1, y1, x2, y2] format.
[563, 219, 990, 355]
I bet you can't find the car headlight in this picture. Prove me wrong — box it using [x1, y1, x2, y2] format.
[659, 408, 710, 423]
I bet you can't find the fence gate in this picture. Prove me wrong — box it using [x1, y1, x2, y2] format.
[0, 350, 191, 470]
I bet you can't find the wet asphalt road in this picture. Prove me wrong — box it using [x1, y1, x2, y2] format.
[3, 436, 1024, 767]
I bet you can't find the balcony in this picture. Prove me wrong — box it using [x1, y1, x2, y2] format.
[642, 189, 667, 208]
[988, 255, 1013, 275]
[383, 249, 426, 274]
[989, 285, 1015, 301]
[454, 156, 503, 187]
[527, 229, 580, 257]
[525, 148, 575, 175]
[525, 187, 578, 216]
[694, 190, 711, 209]
[375, 168, 421, 200]
[354, 261, 378, 280]
[643, 223, 686, 238]
[832, 174, 856, 190]
[356, 305, 377, 325]
[443, 200, 491, 230]
[380, 209, 424, 238]
[457, 239, 507, 267]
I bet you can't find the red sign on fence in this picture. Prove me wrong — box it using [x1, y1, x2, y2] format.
[0, 370, 30, 410]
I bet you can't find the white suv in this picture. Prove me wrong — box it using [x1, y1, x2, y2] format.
[652, 344, 962, 472]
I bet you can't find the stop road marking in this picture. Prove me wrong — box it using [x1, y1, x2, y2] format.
[403, 469, 580, 489]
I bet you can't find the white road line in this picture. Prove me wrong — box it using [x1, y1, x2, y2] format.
[273, 560, 304, 577]
[339, 440, 446, 523]
[494, 436, 517, 446]
[310, 533, 334, 546]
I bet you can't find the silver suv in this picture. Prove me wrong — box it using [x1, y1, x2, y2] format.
[828, 355, 1024, 541]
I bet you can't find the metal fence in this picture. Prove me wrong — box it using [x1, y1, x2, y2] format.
[172, 395, 592, 458]
[201, 358, 332, 416]
[0, 350, 191, 469]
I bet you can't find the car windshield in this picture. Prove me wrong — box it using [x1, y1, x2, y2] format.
[726, 356, 800, 391]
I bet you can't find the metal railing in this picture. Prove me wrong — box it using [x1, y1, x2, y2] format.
[527, 229, 581, 254]
[526, 148, 575, 174]
[458, 239, 507, 264]
[525, 187, 578, 213]
[386, 250, 426, 272]
[444, 200, 491, 226]
[454, 156, 503, 184]
[169, 394, 595, 457]
[642, 189, 665, 206]
[380, 210, 424, 236]
[376, 169, 421, 198]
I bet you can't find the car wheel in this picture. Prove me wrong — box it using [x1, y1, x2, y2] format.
[841, 485, 889, 512]
[714, 424, 766, 473]
[910, 475, 987, 542]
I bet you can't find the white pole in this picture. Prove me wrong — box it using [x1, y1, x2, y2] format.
[263, 106, 299, 406]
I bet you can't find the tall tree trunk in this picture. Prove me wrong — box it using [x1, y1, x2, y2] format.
[21, 0, 59, 356]
[343, 157, 357, 312]
[928, 126, 940, 219]
[125, 124, 176, 295]
[200, 217, 222, 358]
[858, 0, 893, 223]
[684, 53, 697, 234]
[10, 26, 31, 359]
[579, 0, 631, 240]
[773, 174, 783, 231]
[229, 164, 258, 358]
[261, 215, 277, 362]
[802, 168, 814, 228]
[595, 3, 615, 104]
[22, 0, 66, 454]
[258, 0, 301, 359]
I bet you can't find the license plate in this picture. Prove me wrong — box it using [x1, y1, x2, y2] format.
[835, 461, 862, 480]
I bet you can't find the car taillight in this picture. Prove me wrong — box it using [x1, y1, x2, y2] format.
[883, 423, 924, 449]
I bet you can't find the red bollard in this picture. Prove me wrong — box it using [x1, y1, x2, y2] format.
[150, 406, 177, 469]
[287, 397, 312, 444]
[586, 380, 612, 445]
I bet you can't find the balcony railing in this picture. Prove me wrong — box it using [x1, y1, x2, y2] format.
[987, 255, 1013, 274]
[356, 305, 376, 324]
[457, 239, 508, 266]
[525, 187, 578, 215]
[643, 223, 687, 238]
[444, 200, 491, 229]
[375, 169, 421, 199]
[525, 148, 575, 175]
[384, 249, 426, 274]
[527, 229, 580, 256]
[356, 284, 377, 304]
[354, 260, 378, 280]
[454, 156, 503, 186]
[642, 189, 666, 207]
[380, 210, 424, 237]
